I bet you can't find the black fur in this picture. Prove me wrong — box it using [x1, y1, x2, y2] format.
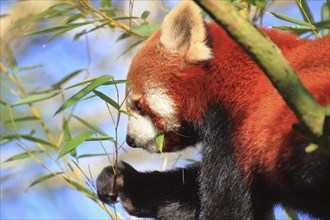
[97, 162, 200, 219]
[97, 104, 330, 219]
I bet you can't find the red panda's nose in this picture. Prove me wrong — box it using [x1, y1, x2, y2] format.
[126, 135, 136, 148]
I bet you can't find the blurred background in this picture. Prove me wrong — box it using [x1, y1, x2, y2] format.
[0, 0, 327, 219]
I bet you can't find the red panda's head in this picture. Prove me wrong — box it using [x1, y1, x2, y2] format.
[125, 1, 212, 153]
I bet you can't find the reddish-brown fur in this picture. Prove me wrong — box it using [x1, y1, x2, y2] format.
[127, 22, 330, 180]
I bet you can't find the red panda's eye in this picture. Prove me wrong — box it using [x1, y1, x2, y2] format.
[134, 101, 142, 112]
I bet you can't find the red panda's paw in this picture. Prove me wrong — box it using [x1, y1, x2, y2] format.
[96, 162, 125, 204]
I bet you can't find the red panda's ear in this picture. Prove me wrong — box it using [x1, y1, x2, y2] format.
[160, 1, 212, 63]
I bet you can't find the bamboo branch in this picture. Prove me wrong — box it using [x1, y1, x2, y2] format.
[194, 0, 329, 150]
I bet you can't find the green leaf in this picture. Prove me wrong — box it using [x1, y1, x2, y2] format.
[119, 110, 133, 117]
[52, 69, 85, 89]
[24, 21, 96, 36]
[80, 94, 97, 102]
[119, 40, 143, 57]
[1, 134, 56, 148]
[155, 133, 165, 152]
[305, 143, 319, 153]
[0, 139, 10, 146]
[271, 25, 314, 35]
[0, 98, 8, 106]
[267, 12, 316, 28]
[77, 153, 111, 159]
[248, 0, 267, 8]
[62, 116, 72, 141]
[296, 0, 314, 23]
[54, 75, 112, 115]
[64, 78, 97, 90]
[102, 79, 132, 86]
[4, 116, 38, 124]
[64, 177, 97, 198]
[73, 115, 108, 136]
[116, 32, 131, 41]
[101, 0, 115, 17]
[132, 23, 160, 37]
[231, 1, 247, 10]
[321, 2, 330, 35]
[27, 172, 64, 190]
[85, 136, 114, 141]
[5, 150, 43, 162]
[16, 3, 74, 26]
[93, 90, 120, 110]
[283, 206, 299, 220]
[141, 11, 150, 20]
[57, 131, 95, 159]
[18, 65, 43, 72]
[11, 92, 59, 107]
[2, 43, 17, 70]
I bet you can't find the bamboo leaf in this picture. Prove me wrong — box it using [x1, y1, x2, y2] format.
[11, 92, 59, 107]
[248, 0, 267, 8]
[0, 98, 8, 106]
[16, 3, 74, 26]
[132, 23, 160, 37]
[101, 0, 115, 17]
[5, 150, 43, 162]
[119, 110, 133, 117]
[18, 65, 43, 72]
[296, 0, 314, 23]
[57, 131, 95, 159]
[77, 153, 111, 159]
[116, 32, 131, 41]
[80, 94, 97, 102]
[85, 136, 114, 141]
[1, 134, 56, 148]
[0, 139, 10, 146]
[283, 206, 299, 220]
[270, 25, 314, 35]
[119, 40, 143, 57]
[305, 143, 319, 153]
[155, 133, 165, 152]
[62, 116, 72, 141]
[24, 21, 96, 36]
[267, 12, 316, 28]
[64, 78, 96, 90]
[102, 79, 132, 85]
[4, 116, 38, 124]
[141, 11, 150, 20]
[2, 43, 17, 70]
[52, 69, 85, 88]
[321, 2, 330, 35]
[73, 115, 108, 136]
[64, 177, 97, 198]
[93, 90, 120, 110]
[64, 78, 128, 90]
[54, 75, 113, 115]
[27, 172, 64, 190]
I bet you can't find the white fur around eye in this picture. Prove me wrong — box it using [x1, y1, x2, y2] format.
[145, 88, 180, 131]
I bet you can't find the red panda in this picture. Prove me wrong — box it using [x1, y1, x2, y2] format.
[97, 1, 330, 219]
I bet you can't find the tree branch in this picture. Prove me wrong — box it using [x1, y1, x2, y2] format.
[194, 0, 329, 150]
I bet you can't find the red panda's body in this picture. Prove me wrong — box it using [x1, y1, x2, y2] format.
[97, 2, 330, 219]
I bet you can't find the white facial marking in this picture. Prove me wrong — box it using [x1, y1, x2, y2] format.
[145, 88, 179, 131]
[127, 112, 159, 152]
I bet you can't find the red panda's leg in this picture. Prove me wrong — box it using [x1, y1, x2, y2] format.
[97, 161, 200, 219]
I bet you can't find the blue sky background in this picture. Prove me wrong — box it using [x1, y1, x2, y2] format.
[0, 0, 326, 219]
